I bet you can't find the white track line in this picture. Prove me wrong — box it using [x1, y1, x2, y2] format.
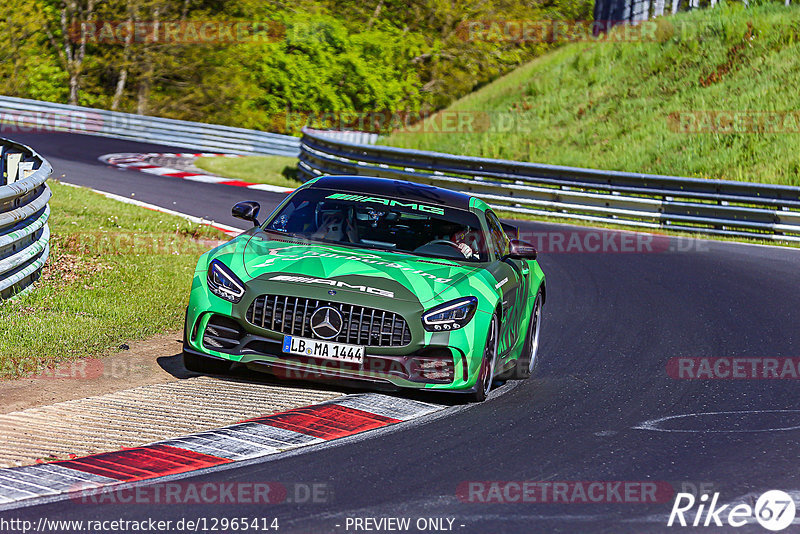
[60, 181, 242, 237]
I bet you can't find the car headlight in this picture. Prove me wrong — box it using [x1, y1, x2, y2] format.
[422, 297, 478, 332]
[207, 259, 245, 303]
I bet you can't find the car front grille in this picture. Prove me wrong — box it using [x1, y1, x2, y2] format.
[245, 295, 412, 347]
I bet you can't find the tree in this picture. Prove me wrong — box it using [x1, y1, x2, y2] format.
[43, 0, 99, 105]
[0, 0, 68, 100]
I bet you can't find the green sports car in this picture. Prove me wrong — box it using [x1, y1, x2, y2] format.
[183, 176, 545, 401]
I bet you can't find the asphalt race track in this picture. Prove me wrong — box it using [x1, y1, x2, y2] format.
[8, 132, 275, 229]
[4, 132, 800, 533]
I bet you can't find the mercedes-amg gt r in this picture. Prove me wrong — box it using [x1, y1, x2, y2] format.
[183, 176, 545, 401]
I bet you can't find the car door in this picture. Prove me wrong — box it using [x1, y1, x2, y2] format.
[484, 210, 527, 360]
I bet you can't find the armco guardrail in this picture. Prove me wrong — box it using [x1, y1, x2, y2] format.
[299, 128, 800, 243]
[0, 96, 299, 157]
[0, 138, 51, 299]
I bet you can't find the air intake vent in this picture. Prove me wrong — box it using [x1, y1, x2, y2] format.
[203, 315, 245, 350]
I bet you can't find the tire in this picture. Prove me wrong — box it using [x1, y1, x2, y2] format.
[470, 314, 499, 402]
[183, 351, 232, 375]
[513, 292, 543, 380]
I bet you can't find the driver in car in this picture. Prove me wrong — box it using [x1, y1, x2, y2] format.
[312, 206, 358, 243]
[451, 228, 479, 260]
[421, 225, 480, 260]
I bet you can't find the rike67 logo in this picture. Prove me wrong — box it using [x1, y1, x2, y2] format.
[668, 490, 796, 531]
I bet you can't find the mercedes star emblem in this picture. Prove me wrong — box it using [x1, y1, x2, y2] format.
[310, 306, 343, 340]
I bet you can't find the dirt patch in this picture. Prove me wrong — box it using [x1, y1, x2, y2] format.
[700, 22, 753, 87]
[0, 331, 183, 414]
[40, 249, 109, 286]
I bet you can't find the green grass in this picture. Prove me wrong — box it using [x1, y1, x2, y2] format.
[195, 155, 302, 188]
[385, 4, 800, 186]
[0, 181, 227, 379]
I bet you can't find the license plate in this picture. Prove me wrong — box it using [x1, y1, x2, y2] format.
[282, 336, 365, 364]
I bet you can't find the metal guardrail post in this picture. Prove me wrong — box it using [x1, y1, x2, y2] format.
[0, 96, 301, 157]
[299, 128, 800, 243]
[0, 138, 52, 299]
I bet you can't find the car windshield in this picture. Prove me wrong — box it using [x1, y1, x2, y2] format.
[264, 188, 488, 262]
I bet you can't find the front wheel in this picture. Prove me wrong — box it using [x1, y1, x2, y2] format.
[470, 314, 499, 402]
[513, 292, 543, 379]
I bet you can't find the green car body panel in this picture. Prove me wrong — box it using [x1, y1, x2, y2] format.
[184, 176, 545, 394]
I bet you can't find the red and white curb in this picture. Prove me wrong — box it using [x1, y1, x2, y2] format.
[0, 394, 443, 508]
[99, 152, 296, 194]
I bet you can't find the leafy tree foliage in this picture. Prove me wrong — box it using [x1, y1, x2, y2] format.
[0, 0, 592, 132]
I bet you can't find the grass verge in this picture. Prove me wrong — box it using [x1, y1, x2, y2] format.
[0, 181, 227, 379]
[384, 4, 800, 186]
[195, 155, 301, 188]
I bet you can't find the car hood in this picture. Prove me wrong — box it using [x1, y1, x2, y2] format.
[241, 234, 482, 304]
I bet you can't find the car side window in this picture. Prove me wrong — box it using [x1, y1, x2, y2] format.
[485, 211, 509, 259]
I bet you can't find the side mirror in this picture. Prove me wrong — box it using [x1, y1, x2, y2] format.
[506, 239, 537, 260]
[232, 201, 261, 226]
